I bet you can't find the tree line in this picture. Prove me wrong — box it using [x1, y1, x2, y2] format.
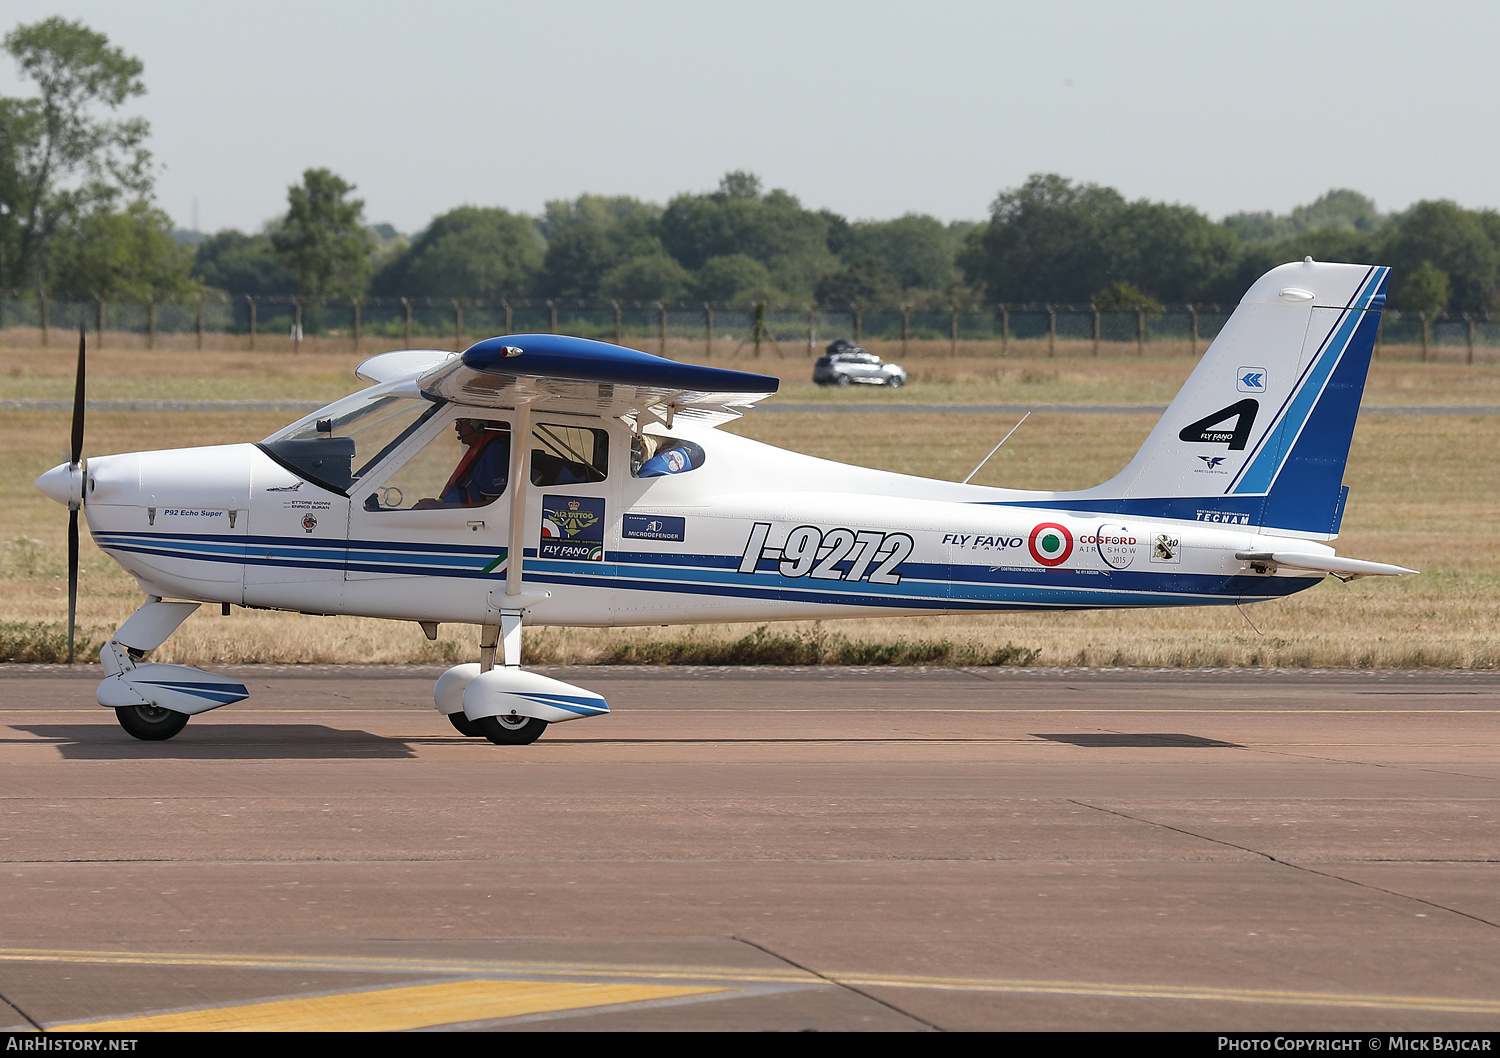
[3, 18, 1498, 327]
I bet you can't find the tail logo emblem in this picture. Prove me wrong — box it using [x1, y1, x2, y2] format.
[1179, 399, 1259, 451]
[1237, 367, 1267, 393]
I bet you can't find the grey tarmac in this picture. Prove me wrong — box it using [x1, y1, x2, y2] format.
[0, 664, 1497, 1032]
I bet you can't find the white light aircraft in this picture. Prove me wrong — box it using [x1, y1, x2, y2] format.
[35, 260, 1415, 743]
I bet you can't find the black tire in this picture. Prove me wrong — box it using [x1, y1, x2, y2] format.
[448, 711, 484, 737]
[474, 713, 548, 746]
[887, 375, 904, 388]
[115, 704, 190, 741]
[836, 375, 851, 387]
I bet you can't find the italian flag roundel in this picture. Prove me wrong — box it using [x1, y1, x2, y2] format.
[1028, 522, 1073, 566]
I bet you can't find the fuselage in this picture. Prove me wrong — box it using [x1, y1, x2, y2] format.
[73, 387, 1325, 629]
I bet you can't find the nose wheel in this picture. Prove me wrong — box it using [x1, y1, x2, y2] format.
[115, 704, 190, 741]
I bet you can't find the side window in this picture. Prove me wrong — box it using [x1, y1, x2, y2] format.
[631, 435, 706, 478]
[363, 418, 511, 511]
[531, 422, 608, 486]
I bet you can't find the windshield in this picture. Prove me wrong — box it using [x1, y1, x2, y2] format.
[260, 389, 441, 493]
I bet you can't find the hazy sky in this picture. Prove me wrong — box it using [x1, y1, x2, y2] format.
[3, 1, 1496, 235]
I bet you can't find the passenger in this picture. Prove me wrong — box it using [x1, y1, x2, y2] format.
[412, 419, 510, 509]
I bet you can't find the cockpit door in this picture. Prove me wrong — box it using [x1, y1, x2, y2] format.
[343, 410, 515, 626]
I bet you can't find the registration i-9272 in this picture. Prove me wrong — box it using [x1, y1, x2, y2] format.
[736, 522, 914, 584]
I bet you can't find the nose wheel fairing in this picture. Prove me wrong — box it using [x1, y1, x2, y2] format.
[95, 599, 248, 739]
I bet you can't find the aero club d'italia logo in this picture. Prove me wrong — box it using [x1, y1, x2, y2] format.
[1028, 523, 1073, 567]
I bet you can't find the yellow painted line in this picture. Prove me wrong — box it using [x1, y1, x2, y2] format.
[52, 979, 723, 1032]
[834, 972, 1500, 1015]
[5, 946, 1499, 1017]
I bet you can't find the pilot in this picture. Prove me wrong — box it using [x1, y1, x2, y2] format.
[412, 419, 510, 509]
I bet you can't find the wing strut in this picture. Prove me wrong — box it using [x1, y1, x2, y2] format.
[478, 400, 539, 674]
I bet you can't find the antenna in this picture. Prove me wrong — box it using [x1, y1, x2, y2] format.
[961, 412, 1029, 485]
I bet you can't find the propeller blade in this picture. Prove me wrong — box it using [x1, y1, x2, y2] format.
[67, 509, 78, 665]
[71, 325, 86, 465]
[67, 325, 85, 664]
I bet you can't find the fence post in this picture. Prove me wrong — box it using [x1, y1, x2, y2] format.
[807, 303, 816, 356]
[454, 298, 464, 351]
[40, 294, 49, 347]
[504, 298, 514, 335]
[657, 302, 667, 356]
[1047, 304, 1056, 357]
[147, 297, 157, 350]
[949, 304, 958, 357]
[1135, 305, 1144, 355]
[293, 299, 303, 354]
[851, 302, 862, 343]
[610, 300, 620, 345]
[546, 298, 557, 334]
[753, 301, 765, 358]
[1419, 311, 1428, 362]
[1374, 308, 1384, 359]
[1091, 303, 1100, 357]
[1465, 313, 1475, 365]
[196, 294, 205, 351]
[351, 299, 361, 354]
[901, 303, 910, 358]
[704, 301, 714, 358]
[400, 297, 412, 348]
[247, 295, 257, 351]
[1190, 304, 1199, 357]
[95, 295, 105, 350]
[1001, 303, 1009, 356]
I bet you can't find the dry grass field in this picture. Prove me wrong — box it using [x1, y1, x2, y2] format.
[2, 341, 1497, 669]
[5, 337, 1499, 406]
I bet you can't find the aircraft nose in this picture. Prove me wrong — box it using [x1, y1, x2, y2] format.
[35, 461, 82, 509]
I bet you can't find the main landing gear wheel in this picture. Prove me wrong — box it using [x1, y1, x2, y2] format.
[115, 704, 190, 741]
[475, 713, 548, 746]
[448, 711, 484, 737]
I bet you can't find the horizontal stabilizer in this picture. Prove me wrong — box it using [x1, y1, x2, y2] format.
[1235, 551, 1418, 581]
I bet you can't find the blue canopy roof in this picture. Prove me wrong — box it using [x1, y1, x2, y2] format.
[462, 334, 779, 395]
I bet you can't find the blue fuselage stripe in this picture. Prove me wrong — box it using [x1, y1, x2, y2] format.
[94, 532, 1313, 611]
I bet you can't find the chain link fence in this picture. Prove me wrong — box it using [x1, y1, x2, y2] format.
[0, 294, 1494, 363]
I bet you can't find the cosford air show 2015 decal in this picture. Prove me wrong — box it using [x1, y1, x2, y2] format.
[1084, 525, 1137, 569]
[540, 495, 606, 562]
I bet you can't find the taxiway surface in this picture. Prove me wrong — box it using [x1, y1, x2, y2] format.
[1, 665, 1497, 1032]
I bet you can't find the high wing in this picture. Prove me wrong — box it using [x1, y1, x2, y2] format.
[357, 334, 780, 429]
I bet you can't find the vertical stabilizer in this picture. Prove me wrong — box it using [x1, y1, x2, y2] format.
[1077, 260, 1388, 538]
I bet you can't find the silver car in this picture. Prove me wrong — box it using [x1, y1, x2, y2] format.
[812, 340, 907, 388]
